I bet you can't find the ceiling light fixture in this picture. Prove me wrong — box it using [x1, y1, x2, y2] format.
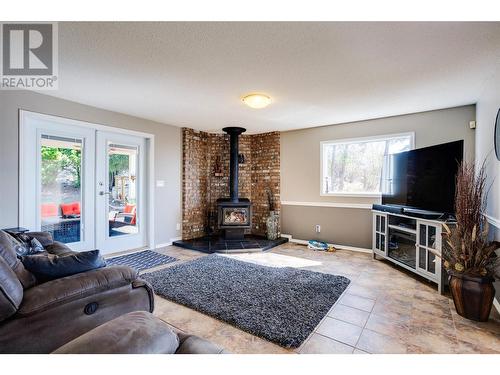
[242, 93, 272, 109]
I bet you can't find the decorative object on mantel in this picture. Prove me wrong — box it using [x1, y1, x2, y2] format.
[213, 155, 223, 177]
[441, 161, 499, 322]
[495, 107, 500, 161]
[266, 187, 279, 240]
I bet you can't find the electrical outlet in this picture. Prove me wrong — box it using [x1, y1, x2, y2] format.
[315, 224, 321, 233]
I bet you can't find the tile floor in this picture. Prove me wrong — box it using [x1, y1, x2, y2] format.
[149, 242, 500, 354]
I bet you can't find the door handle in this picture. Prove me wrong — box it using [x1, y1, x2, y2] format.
[99, 191, 111, 196]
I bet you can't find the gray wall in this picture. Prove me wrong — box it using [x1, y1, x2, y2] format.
[0, 91, 182, 246]
[475, 65, 500, 301]
[282, 205, 372, 248]
[281, 105, 476, 248]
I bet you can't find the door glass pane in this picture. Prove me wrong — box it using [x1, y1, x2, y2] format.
[381, 216, 386, 232]
[376, 233, 380, 249]
[40, 135, 82, 243]
[427, 226, 436, 249]
[419, 247, 426, 269]
[107, 143, 138, 237]
[427, 251, 436, 274]
[419, 225, 426, 246]
[376, 216, 380, 232]
[380, 235, 385, 251]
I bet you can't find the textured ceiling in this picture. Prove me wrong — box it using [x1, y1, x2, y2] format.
[47, 22, 500, 133]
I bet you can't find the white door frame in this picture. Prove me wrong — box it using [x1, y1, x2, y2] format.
[19, 110, 156, 252]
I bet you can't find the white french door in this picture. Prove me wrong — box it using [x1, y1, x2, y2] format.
[20, 111, 150, 254]
[95, 132, 147, 253]
[20, 113, 96, 251]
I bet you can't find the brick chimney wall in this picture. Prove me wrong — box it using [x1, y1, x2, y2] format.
[181, 128, 280, 240]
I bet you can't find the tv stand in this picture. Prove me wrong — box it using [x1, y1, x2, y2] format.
[372, 209, 451, 294]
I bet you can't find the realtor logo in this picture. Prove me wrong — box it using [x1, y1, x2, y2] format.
[1, 22, 58, 89]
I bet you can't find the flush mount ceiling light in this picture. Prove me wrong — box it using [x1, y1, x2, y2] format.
[241, 93, 272, 109]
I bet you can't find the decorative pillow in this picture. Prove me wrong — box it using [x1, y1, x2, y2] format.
[25, 232, 54, 247]
[20, 250, 107, 282]
[30, 238, 44, 254]
[12, 233, 45, 256]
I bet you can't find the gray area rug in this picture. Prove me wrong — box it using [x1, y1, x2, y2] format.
[143, 254, 350, 348]
[106, 250, 177, 271]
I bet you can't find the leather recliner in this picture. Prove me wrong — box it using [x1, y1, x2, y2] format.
[0, 230, 154, 354]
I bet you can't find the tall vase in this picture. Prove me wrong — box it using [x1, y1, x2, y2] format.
[266, 211, 279, 240]
[449, 272, 495, 322]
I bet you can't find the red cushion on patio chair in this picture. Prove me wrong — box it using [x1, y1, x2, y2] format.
[61, 202, 81, 217]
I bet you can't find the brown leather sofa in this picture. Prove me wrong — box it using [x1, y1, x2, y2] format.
[52, 311, 228, 354]
[0, 230, 154, 354]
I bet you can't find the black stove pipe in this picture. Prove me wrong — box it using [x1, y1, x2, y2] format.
[222, 127, 246, 203]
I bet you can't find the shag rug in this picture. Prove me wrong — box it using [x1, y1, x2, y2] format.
[142, 254, 350, 348]
[106, 250, 177, 272]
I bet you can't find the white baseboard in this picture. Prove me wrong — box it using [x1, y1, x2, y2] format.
[494, 297, 500, 314]
[155, 242, 172, 249]
[155, 237, 182, 249]
[282, 234, 372, 254]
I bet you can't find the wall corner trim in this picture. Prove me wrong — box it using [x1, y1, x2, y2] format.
[282, 234, 372, 254]
[484, 214, 500, 229]
[281, 201, 372, 209]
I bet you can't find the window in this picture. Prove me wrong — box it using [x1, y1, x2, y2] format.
[321, 133, 414, 196]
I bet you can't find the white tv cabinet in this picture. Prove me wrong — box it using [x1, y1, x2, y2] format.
[372, 209, 450, 294]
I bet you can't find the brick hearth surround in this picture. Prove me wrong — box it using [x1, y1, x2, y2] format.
[182, 128, 280, 240]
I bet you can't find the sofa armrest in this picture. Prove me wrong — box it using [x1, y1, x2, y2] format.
[175, 332, 228, 354]
[17, 266, 138, 317]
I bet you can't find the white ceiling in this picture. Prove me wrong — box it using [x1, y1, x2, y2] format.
[50, 22, 500, 133]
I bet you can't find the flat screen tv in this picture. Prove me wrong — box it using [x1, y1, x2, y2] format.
[381, 140, 464, 215]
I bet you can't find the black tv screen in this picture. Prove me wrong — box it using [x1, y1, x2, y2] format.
[381, 140, 464, 214]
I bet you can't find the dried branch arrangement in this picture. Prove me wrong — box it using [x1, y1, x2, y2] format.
[442, 161, 499, 277]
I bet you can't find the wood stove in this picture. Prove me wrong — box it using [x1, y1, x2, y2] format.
[216, 127, 251, 240]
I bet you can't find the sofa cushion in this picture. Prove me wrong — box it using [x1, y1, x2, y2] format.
[20, 250, 106, 282]
[44, 241, 75, 257]
[0, 256, 23, 322]
[52, 311, 179, 354]
[17, 265, 138, 317]
[0, 231, 37, 289]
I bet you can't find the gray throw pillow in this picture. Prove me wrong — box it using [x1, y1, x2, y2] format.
[13, 234, 45, 256]
[20, 250, 107, 282]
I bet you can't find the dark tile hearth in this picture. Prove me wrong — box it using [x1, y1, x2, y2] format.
[173, 235, 288, 253]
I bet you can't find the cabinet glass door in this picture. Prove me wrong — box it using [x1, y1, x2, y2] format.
[373, 214, 387, 255]
[417, 223, 440, 277]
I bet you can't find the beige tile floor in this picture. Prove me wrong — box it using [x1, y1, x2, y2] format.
[148, 242, 500, 354]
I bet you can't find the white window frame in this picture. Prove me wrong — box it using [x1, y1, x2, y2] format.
[320, 132, 415, 198]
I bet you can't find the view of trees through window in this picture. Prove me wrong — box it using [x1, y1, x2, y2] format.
[322, 135, 412, 194]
